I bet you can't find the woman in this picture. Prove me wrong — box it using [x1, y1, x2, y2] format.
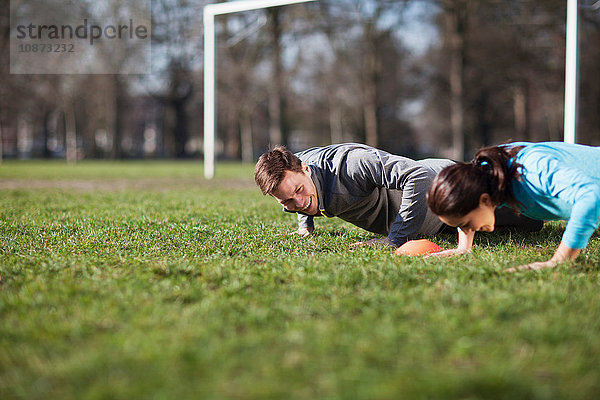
[427, 142, 600, 271]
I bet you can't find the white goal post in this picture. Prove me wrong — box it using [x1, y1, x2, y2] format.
[564, 0, 580, 144]
[203, 0, 316, 179]
[203, 0, 580, 179]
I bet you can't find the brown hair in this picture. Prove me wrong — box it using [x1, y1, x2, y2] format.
[254, 145, 304, 195]
[427, 145, 524, 217]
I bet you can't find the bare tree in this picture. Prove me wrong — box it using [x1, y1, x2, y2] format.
[148, 0, 205, 158]
[267, 8, 286, 146]
[315, 0, 411, 149]
[218, 11, 269, 160]
[441, 0, 469, 160]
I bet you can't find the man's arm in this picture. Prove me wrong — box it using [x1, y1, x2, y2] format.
[386, 167, 433, 245]
[295, 213, 314, 237]
[378, 156, 454, 245]
[346, 150, 450, 246]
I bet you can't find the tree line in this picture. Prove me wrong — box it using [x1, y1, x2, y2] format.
[1, 0, 599, 163]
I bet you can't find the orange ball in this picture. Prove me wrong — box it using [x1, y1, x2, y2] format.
[395, 239, 442, 256]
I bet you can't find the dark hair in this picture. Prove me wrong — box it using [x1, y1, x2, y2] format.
[427, 145, 524, 216]
[254, 145, 303, 195]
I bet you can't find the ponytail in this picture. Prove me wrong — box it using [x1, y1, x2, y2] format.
[427, 145, 524, 216]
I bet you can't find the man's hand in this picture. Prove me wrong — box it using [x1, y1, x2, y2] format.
[350, 237, 395, 248]
[424, 247, 471, 258]
[292, 227, 314, 237]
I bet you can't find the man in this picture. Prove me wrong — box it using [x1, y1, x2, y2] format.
[254, 143, 542, 249]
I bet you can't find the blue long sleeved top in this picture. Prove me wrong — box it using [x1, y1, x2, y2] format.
[508, 142, 600, 249]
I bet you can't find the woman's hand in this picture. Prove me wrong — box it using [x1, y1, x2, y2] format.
[505, 242, 581, 272]
[505, 259, 559, 272]
[425, 227, 475, 258]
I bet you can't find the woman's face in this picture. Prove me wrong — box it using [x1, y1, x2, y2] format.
[438, 194, 497, 233]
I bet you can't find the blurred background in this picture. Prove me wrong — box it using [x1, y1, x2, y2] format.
[1, 0, 599, 163]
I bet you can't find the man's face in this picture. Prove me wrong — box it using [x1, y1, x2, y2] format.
[270, 163, 319, 215]
[438, 194, 497, 233]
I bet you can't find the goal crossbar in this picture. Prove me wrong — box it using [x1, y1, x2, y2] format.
[203, 0, 316, 179]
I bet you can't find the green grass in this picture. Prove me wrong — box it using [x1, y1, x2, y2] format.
[1, 160, 599, 400]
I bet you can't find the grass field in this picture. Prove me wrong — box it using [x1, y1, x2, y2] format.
[1, 160, 599, 400]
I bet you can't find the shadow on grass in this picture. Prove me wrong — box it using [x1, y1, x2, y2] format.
[431, 221, 565, 249]
[480, 222, 564, 246]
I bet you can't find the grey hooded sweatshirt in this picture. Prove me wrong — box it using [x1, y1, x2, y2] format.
[291, 143, 454, 245]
